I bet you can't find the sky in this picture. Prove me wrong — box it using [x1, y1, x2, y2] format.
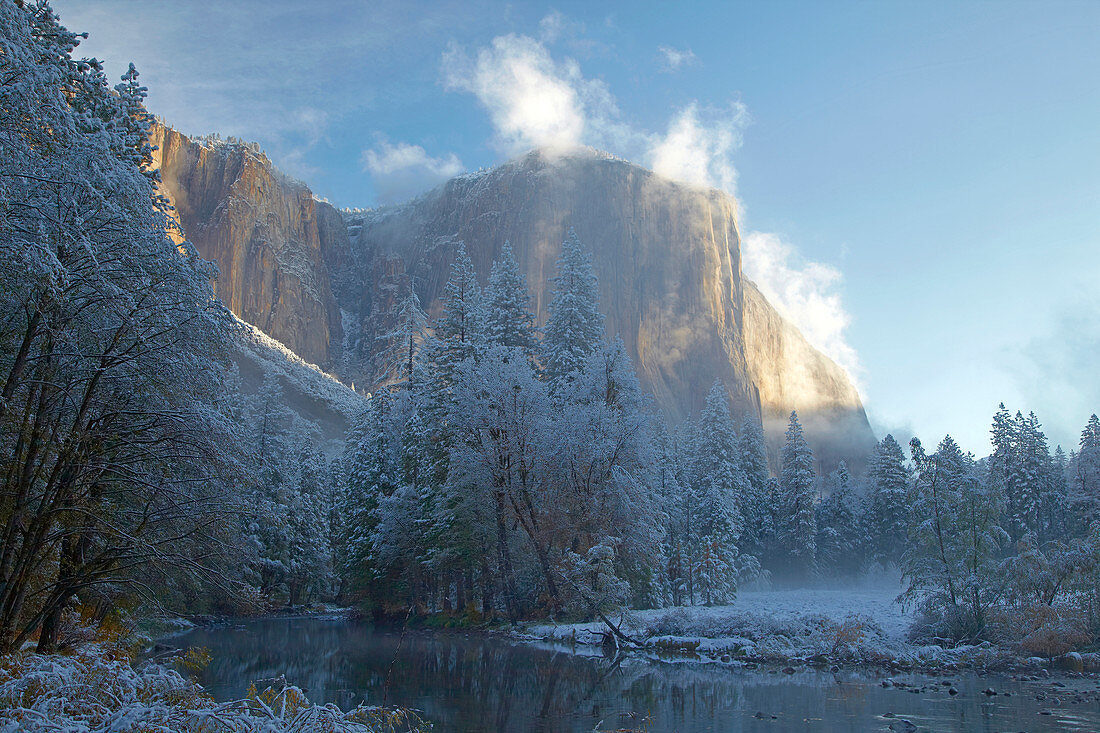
[53, 0, 1100, 455]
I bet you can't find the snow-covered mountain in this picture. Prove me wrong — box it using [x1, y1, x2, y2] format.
[152, 128, 874, 469]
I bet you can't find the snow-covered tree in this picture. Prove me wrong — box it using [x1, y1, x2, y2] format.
[377, 288, 430, 384]
[736, 413, 772, 560]
[1071, 415, 1100, 530]
[777, 411, 817, 576]
[901, 435, 1008, 643]
[684, 381, 748, 604]
[542, 229, 604, 389]
[865, 434, 911, 569]
[339, 393, 402, 604]
[0, 3, 237, 652]
[815, 461, 861, 576]
[482, 241, 537, 353]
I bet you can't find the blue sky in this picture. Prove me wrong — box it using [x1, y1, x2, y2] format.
[55, 0, 1100, 454]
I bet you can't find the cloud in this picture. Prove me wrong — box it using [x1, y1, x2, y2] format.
[742, 231, 862, 385]
[1003, 305, 1100, 450]
[658, 45, 696, 72]
[361, 140, 464, 203]
[538, 10, 585, 44]
[443, 34, 601, 154]
[650, 103, 746, 194]
[442, 33, 746, 196]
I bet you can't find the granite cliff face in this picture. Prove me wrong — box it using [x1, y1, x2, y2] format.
[742, 280, 875, 467]
[347, 148, 874, 466]
[153, 134, 874, 468]
[150, 125, 346, 368]
[349, 149, 757, 419]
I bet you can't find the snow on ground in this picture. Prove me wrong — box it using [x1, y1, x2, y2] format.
[732, 588, 915, 642]
[518, 587, 1025, 669]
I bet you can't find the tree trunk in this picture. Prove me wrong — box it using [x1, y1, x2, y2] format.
[495, 494, 519, 621]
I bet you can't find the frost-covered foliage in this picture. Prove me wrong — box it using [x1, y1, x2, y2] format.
[865, 434, 910, 569]
[542, 229, 604, 389]
[0, 1, 247, 653]
[482, 241, 537, 353]
[0, 644, 428, 732]
[777, 412, 817, 577]
[815, 462, 862, 576]
[901, 436, 1008, 643]
[337, 237, 779, 622]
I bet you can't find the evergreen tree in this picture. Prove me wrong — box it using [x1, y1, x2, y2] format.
[686, 381, 748, 604]
[377, 288, 429, 383]
[483, 241, 537, 353]
[736, 413, 771, 560]
[1074, 415, 1100, 527]
[815, 461, 860, 575]
[778, 411, 816, 575]
[428, 242, 483, 373]
[866, 434, 910, 569]
[339, 393, 401, 604]
[543, 229, 605, 389]
[654, 418, 689, 605]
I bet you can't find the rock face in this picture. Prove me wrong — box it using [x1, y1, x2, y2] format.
[348, 149, 875, 467]
[743, 280, 876, 468]
[349, 149, 757, 419]
[150, 125, 345, 369]
[153, 134, 875, 468]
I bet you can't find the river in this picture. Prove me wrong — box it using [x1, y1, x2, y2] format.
[171, 617, 1100, 731]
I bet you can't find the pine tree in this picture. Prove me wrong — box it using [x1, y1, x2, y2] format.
[339, 393, 400, 603]
[433, 242, 484, 365]
[815, 461, 860, 575]
[866, 434, 910, 569]
[377, 288, 429, 383]
[736, 413, 771, 560]
[686, 381, 747, 604]
[483, 241, 537, 353]
[778, 411, 816, 576]
[543, 229, 604, 389]
[991, 404, 1050, 544]
[1075, 415, 1100, 526]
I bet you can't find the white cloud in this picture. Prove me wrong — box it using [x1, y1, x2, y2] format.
[538, 10, 585, 44]
[1004, 305, 1100, 450]
[742, 231, 862, 385]
[658, 45, 696, 72]
[649, 103, 745, 194]
[442, 33, 745, 197]
[443, 34, 599, 154]
[361, 141, 464, 203]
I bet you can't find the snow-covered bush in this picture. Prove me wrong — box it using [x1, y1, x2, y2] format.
[0, 644, 430, 732]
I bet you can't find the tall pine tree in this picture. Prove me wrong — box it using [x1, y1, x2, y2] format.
[778, 411, 816, 576]
[483, 241, 537, 353]
[543, 228, 605, 389]
[866, 434, 910, 569]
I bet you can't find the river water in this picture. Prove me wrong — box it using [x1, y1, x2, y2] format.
[172, 617, 1100, 731]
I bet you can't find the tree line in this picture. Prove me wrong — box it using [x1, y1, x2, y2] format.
[6, 1, 1100, 658]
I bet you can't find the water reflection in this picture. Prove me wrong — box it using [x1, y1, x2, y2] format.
[173, 618, 1100, 732]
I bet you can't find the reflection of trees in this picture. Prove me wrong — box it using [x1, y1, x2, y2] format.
[172, 620, 1081, 731]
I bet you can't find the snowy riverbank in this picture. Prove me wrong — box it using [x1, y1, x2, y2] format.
[517, 588, 1070, 672]
[0, 642, 428, 732]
